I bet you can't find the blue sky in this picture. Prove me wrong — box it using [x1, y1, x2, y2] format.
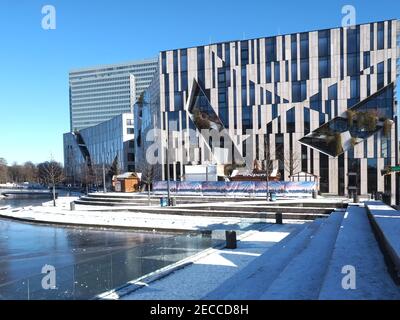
[0, 0, 398, 165]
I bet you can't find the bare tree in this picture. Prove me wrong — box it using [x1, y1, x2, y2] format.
[22, 161, 38, 183]
[282, 149, 301, 178]
[263, 136, 274, 202]
[38, 160, 64, 206]
[0, 158, 8, 184]
[8, 162, 22, 183]
[141, 164, 155, 206]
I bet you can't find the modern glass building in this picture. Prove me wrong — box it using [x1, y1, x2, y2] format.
[135, 20, 400, 203]
[69, 58, 158, 131]
[64, 113, 135, 185]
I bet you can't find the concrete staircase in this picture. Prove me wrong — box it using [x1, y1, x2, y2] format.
[73, 193, 344, 222]
[204, 203, 400, 300]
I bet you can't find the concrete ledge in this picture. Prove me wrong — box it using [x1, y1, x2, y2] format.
[0, 212, 196, 234]
[365, 201, 400, 283]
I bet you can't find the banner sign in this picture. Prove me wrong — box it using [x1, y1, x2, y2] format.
[153, 181, 317, 197]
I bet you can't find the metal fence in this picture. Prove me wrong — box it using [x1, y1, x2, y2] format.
[0, 234, 222, 300]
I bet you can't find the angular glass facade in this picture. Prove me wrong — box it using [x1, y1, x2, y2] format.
[136, 20, 399, 203]
[63, 113, 135, 184]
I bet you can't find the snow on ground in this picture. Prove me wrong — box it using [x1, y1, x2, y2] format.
[119, 223, 303, 300]
[0, 197, 302, 231]
[318, 205, 400, 299]
[260, 212, 344, 299]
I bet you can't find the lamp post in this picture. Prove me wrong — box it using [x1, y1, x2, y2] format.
[102, 163, 106, 193]
[102, 149, 107, 193]
[264, 136, 270, 202]
[166, 130, 171, 205]
[85, 156, 89, 195]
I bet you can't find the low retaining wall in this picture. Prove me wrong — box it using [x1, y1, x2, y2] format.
[365, 201, 400, 283]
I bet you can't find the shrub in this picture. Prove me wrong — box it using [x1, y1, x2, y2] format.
[383, 119, 393, 137]
[346, 109, 357, 128]
[192, 109, 210, 130]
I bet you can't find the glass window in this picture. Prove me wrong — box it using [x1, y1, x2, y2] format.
[224, 43, 231, 67]
[301, 145, 308, 172]
[291, 61, 298, 81]
[319, 154, 329, 193]
[217, 44, 223, 58]
[328, 84, 337, 100]
[266, 63, 272, 83]
[173, 50, 179, 74]
[347, 28, 359, 54]
[292, 82, 301, 102]
[363, 52, 370, 68]
[197, 46, 205, 70]
[292, 81, 307, 103]
[241, 41, 249, 65]
[319, 57, 330, 78]
[366, 159, 377, 194]
[161, 51, 167, 74]
[318, 30, 330, 57]
[350, 76, 360, 99]
[377, 22, 384, 50]
[304, 108, 310, 134]
[174, 92, 183, 109]
[286, 107, 296, 133]
[370, 23, 374, 50]
[347, 53, 359, 76]
[180, 49, 187, 72]
[218, 69, 226, 83]
[300, 59, 309, 80]
[377, 62, 384, 89]
[300, 33, 309, 58]
[291, 34, 297, 59]
[266, 90, 272, 104]
[274, 62, 280, 82]
[265, 38, 276, 62]
[242, 87, 247, 107]
[272, 104, 278, 119]
[181, 72, 188, 90]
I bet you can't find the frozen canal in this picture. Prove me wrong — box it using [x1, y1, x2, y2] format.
[0, 198, 219, 299]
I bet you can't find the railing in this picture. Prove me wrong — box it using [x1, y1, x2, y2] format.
[0, 233, 222, 300]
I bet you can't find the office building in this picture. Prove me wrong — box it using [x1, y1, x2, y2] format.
[64, 113, 135, 184]
[69, 58, 158, 131]
[135, 20, 400, 203]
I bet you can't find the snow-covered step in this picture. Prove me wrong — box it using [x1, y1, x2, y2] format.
[318, 205, 400, 299]
[260, 211, 344, 300]
[203, 219, 325, 300]
[365, 201, 400, 281]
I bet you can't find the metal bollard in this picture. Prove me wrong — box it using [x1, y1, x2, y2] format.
[312, 190, 317, 199]
[353, 193, 359, 203]
[70, 202, 75, 211]
[169, 197, 177, 207]
[275, 212, 283, 224]
[201, 230, 212, 238]
[225, 231, 237, 249]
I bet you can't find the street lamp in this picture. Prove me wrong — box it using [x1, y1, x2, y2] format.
[102, 149, 107, 193]
[166, 130, 171, 205]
